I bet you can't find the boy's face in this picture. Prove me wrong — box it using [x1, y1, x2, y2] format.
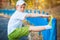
[17, 4, 26, 12]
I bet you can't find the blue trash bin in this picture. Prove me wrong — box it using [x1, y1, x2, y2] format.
[26, 17, 57, 40]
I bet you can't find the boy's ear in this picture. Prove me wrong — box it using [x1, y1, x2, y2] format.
[16, 6, 17, 9]
[16, 6, 19, 10]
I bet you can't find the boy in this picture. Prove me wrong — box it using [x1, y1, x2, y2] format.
[8, 0, 52, 40]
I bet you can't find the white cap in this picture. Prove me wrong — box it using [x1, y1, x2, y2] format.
[16, 0, 26, 6]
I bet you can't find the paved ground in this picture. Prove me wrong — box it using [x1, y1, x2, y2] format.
[0, 16, 9, 40]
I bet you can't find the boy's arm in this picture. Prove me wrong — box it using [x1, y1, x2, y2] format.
[26, 14, 51, 18]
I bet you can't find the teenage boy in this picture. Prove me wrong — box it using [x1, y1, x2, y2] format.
[8, 0, 52, 40]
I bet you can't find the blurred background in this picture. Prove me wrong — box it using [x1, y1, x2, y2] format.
[0, 0, 60, 40]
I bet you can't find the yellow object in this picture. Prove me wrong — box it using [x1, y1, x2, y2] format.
[48, 15, 53, 26]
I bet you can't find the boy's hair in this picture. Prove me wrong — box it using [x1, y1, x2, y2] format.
[23, 3, 26, 6]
